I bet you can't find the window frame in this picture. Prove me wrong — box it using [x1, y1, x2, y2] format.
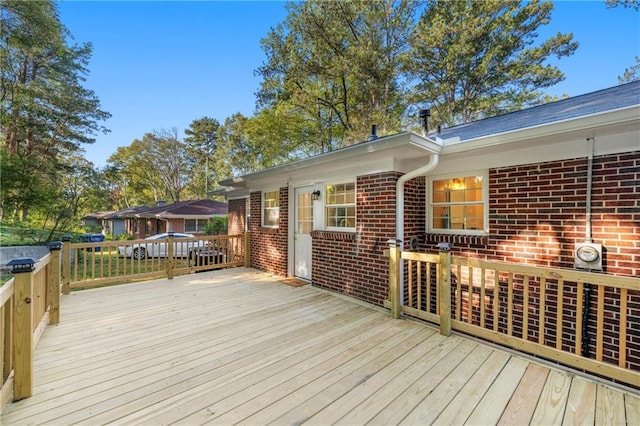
[426, 171, 489, 236]
[262, 189, 280, 228]
[323, 181, 356, 232]
[184, 218, 205, 233]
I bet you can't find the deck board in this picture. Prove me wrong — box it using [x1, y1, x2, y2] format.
[1, 268, 637, 425]
[562, 376, 597, 425]
[498, 363, 548, 425]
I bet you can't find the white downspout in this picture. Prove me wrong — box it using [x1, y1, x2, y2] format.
[395, 152, 440, 305]
[395, 153, 440, 246]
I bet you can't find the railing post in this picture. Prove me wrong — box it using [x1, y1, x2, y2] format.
[48, 242, 62, 325]
[9, 259, 35, 401]
[388, 239, 402, 319]
[244, 232, 251, 268]
[438, 243, 452, 337]
[61, 235, 71, 295]
[167, 232, 174, 279]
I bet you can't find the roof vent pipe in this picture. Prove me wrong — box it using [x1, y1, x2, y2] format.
[419, 109, 431, 136]
[368, 125, 378, 141]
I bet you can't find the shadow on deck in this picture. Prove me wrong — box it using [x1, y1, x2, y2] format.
[2, 268, 639, 424]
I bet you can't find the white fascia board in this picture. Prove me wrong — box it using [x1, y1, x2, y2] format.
[220, 189, 250, 200]
[439, 105, 639, 155]
[434, 123, 639, 174]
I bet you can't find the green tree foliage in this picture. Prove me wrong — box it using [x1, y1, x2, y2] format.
[407, 0, 578, 127]
[0, 0, 109, 222]
[107, 129, 192, 206]
[255, 0, 577, 148]
[203, 216, 228, 235]
[256, 0, 417, 150]
[184, 117, 230, 197]
[219, 113, 258, 176]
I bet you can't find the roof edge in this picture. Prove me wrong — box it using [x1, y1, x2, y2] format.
[219, 132, 441, 188]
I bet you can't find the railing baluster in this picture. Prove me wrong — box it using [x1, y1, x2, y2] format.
[91, 250, 96, 281]
[455, 263, 462, 321]
[522, 274, 529, 341]
[556, 279, 564, 350]
[467, 266, 473, 324]
[82, 249, 87, 282]
[596, 285, 605, 362]
[3, 299, 11, 382]
[539, 277, 546, 345]
[408, 260, 413, 309]
[575, 281, 584, 355]
[493, 270, 499, 332]
[619, 288, 627, 368]
[507, 272, 513, 336]
[480, 268, 486, 328]
[416, 262, 422, 309]
[427, 262, 432, 314]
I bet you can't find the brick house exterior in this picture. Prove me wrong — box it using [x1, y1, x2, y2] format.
[219, 83, 639, 308]
[249, 188, 289, 276]
[103, 199, 228, 238]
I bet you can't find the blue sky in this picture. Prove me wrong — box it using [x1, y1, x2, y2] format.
[57, 1, 640, 167]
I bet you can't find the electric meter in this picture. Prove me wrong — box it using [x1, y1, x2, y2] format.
[576, 245, 599, 262]
[574, 243, 602, 271]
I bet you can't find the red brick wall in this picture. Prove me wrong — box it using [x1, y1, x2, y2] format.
[311, 172, 401, 304]
[249, 188, 288, 276]
[228, 198, 246, 235]
[423, 151, 639, 277]
[166, 218, 183, 234]
[404, 177, 426, 247]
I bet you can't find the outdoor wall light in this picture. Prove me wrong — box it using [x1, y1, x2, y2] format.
[312, 190, 321, 201]
[7, 258, 36, 274]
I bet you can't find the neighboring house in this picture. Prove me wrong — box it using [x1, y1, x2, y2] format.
[98, 199, 228, 238]
[102, 206, 150, 237]
[218, 81, 639, 306]
[80, 211, 115, 234]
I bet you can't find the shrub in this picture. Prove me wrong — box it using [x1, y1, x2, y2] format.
[203, 216, 228, 235]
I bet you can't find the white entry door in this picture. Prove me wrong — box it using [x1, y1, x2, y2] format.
[294, 187, 313, 280]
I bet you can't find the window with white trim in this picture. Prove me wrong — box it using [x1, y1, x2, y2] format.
[262, 190, 279, 227]
[325, 182, 356, 229]
[428, 172, 487, 234]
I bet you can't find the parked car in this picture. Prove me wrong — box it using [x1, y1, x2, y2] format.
[119, 233, 207, 260]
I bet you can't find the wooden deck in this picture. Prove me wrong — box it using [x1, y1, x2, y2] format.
[2, 268, 638, 425]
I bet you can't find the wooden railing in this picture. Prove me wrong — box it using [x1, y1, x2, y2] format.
[0, 247, 61, 411]
[387, 244, 640, 388]
[63, 233, 250, 290]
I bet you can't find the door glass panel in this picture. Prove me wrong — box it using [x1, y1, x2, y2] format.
[297, 192, 313, 234]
